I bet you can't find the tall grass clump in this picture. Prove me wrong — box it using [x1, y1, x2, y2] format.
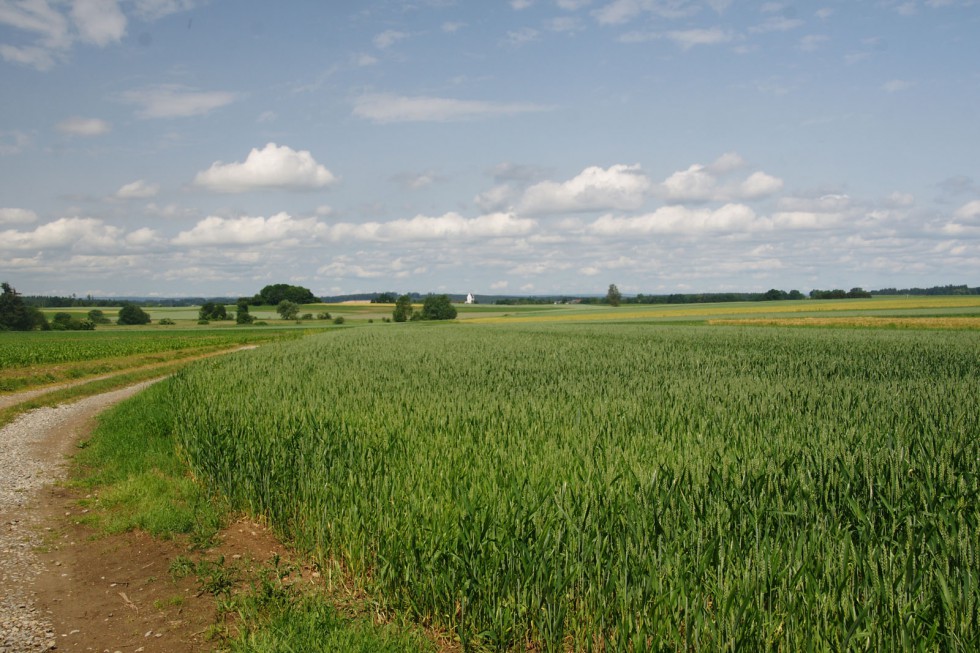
[169, 324, 980, 651]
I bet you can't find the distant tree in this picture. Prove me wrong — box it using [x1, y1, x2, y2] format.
[199, 302, 228, 321]
[393, 294, 413, 322]
[276, 300, 300, 320]
[605, 283, 622, 307]
[421, 294, 457, 320]
[87, 309, 111, 324]
[333, 315, 346, 325]
[787, 289, 805, 300]
[52, 312, 95, 330]
[236, 299, 255, 325]
[0, 282, 41, 331]
[259, 284, 317, 305]
[372, 292, 398, 303]
[117, 304, 151, 325]
[762, 288, 788, 301]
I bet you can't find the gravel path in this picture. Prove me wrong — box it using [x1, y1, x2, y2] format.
[0, 381, 162, 652]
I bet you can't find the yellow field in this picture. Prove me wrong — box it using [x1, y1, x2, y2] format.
[709, 316, 980, 329]
[466, 296, 980, 324]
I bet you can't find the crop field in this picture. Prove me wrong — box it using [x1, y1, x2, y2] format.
[168, 323, 980, 651]
[0, 328, 301, 392]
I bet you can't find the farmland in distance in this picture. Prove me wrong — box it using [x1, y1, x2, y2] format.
[168, 322, 980, 651]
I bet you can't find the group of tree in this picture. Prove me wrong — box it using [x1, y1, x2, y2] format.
[870, 284, 979, 296]
[1, 282, 50, 330]
[198, 302, 229, 321]
[371, 292, 399, 303]
[251, 284, 318, 306]
[392, 294, 457, 322]
[116, 303, 151, 325]
[809, 288, 872, 300]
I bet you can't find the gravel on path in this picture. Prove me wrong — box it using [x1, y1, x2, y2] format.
[0, 380, 162, 653]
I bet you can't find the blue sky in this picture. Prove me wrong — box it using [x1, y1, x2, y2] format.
[1, 0, 978, 298]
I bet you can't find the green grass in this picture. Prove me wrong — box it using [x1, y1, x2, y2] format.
[168, 323, 980, 651]
[65, 363, 438, 652]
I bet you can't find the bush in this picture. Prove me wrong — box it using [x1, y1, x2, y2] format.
[421, 294, 457, 320]
[333, 316, 345, 325]
[317, 312, 332, 320]
[117, 304, 151, 325]
[159, 318, 176, 325]
[198, 319, 210, 325]
[301, 313, 313, 320]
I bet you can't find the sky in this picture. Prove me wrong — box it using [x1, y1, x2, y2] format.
[1, 0, 978, 298]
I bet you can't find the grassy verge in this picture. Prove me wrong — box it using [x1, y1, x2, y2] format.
[68, 378, 437, 652]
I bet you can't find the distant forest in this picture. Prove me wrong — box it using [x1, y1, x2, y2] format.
[17, 283, 979, 308]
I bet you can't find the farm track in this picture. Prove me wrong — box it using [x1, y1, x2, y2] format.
[0, 345, 257, 412]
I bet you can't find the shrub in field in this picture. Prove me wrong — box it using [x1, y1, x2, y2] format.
[51, 312, 95, 330]
[420, 294, 456, 320]
[117, 304, 151, 325]
[276, 300, 299, 321]
[87, 309, 112, 324]
[392, 295, 412, 323]
[199, 302, 228, 321]
[332, 316, 345, 325]
[159, 318, 176, 325]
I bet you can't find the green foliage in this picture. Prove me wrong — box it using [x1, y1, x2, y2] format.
[170, 325, 980, 651]
[87, 309, 111, 324]
[159, 318, 176, 325]
[117, 303, 151, 325]
[199, 302, 229, 321]
[420, 294, 456, 320]
[605, 283, 622, 306]
[1, 282, 48, 331]
[392, 294, 412, 322]
[332, 316, 345, 325]
[372, 291, 398, 304]
[316, 312, 332, 320]
[236, 300, 255, 325]
[276, 300, 300, 321]
[51, 312, 95, 330]
[258, 284, 317, 305]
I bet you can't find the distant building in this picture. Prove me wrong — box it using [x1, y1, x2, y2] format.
[465, 293, 475, 304]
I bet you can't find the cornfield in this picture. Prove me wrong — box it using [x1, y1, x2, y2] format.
[169, 324, 980, 651]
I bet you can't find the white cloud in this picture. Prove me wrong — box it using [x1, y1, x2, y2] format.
[326, 212, 536, 243]
[353, 93, 549, 123]
[115, 179, 159, 199]
[125, 226, 162, 247]
[557, 0, 591, 8]
[193, 143, 337, 193]
[131, 0, 196, 21]
[0, 217, 122, 251]
[798, 34, 828, 51]
[174, 212, 324, 247]
[510, 0, 533, 8]
[71, 0, 126, 46]
[119, 84, 238, 119]
[659, 155, 783, 202]
[953, 199, 980, 222]
[505, 27, 539, 45]
[519, 164, 652, 214]
[441, 21, 465, 32]
[373, 29, 407, 49]
[547, 16, 584, 32]
[55, 116, 111, 136]
[0, 0, 70, 68]
[0, 130, 31, 155]
[590, 203, 759, 236]
[0, 207, 39, 224]
[475, 184, 518, 212]
[666, 27, 733, 49]
[882, 79, 914, 92]
[749, 16, 804, 33]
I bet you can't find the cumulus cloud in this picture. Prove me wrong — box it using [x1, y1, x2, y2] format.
[659, 155, 783, 202]
[0, 207, 39, 224]
[71, 0, 126, 46]
[174, 212, 324, 247]
[114, 179, 159, 199]
[590, 203, 759, 236]
[55, 116, 111, 136]
[119, 84, 238, 119]
[373, 29, 407, 49]
[666, 27, 733, 49]
[953, 199, 980, 222]
[194, 143, 337, 193]
[353, 93, 549, 123]
[519, 164, 653, 214]
[326, 212, 536, 243]
[0, 217, 122, 251]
